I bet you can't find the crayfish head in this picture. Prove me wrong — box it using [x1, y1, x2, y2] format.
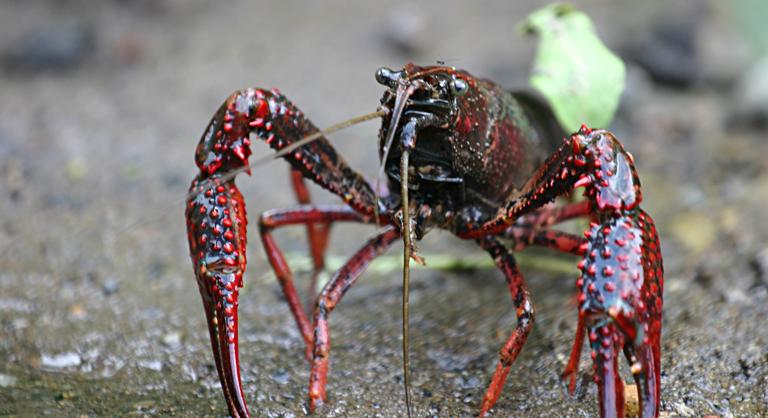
[375, 63, 473, 139]
[375, 64, 476, 213]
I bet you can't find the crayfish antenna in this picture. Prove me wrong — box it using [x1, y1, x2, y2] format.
[400, 148, 413, 418]
[269, 109, 386, 162]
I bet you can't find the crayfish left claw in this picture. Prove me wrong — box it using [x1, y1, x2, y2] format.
[577, 210, 662, 418]
[589, 322, 625, 418]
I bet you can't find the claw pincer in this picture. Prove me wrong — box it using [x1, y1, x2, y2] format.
[571, 128, 663, 418]
[187, 92, 256, 418]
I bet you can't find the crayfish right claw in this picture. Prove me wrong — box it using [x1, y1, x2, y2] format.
[199, 273, 249, 418]
[187, 175, 251, 417]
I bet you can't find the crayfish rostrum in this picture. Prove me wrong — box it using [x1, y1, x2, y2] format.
[185, 63, 663, 417]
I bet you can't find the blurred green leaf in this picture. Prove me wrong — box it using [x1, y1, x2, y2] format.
[521, 3, 625, 132]
[728, 0, 768, 54]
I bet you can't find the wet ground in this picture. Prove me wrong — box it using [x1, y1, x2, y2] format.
[1, 1, 767, 417]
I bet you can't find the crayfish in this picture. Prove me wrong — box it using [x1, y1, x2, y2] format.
[185, 63, 663, 417]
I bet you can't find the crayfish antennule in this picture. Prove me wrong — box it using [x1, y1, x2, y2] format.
[375, 80, 417, 227]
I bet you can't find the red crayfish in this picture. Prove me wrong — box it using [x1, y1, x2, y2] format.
[185, 63, 663, 417]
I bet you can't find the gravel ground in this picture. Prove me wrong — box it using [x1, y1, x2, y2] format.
[1, 1, 767, 417]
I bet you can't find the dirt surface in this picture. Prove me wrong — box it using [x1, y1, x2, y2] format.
[1, 1, 767, 417]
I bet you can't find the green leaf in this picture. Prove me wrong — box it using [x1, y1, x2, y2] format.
[521, 3, 626, 132]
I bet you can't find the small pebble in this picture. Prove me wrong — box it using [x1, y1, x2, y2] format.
[133, 400, 156, 411]
[270, 370, 290, 385]
[624, 384, 639, 417]
[101, 277, 119, 296]
[137, 359, 163, 371]
[161, 331, 182, 349]
[672, 401, 696, 417]
[0, 373, 17, 388]
[41, 352, 82, 369]
[69, 303, 87, 319]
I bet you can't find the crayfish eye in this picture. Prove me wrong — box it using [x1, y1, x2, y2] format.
[375, 67, 399, 87]
[449, 78, 468, 96]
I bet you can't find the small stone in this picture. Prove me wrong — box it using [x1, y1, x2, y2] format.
[271, 370, 290, 385]
[623, 384, 639, 417]
[133, 400, 156, 411]
[69, 304, 87, 319]
[55, 390, 77, 401]
[161, 331, 182, 349]
[672, 401, 696, 417]
[0, 373, 17, 388]
[41, 352, 82, 369]
[101, 278, 119, 296]
[137, 359, 163, 371]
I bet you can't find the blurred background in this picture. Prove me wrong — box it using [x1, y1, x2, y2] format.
[0, 0, 766, 416]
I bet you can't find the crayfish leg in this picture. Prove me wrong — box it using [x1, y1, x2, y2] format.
[289, 168, 332, 311]
[475, 236, 535, 417]
[561, 312, 587, 396]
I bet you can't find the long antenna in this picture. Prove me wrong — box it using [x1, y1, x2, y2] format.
[269, 109, 386, 161]
[400, 148, 413, 418]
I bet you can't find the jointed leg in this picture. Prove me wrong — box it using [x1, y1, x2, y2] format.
[501, 227, 588, 396]
[290, 169, 332, 311]
[258, 205, 367, 354]
[503, 226, 585, 256]
[308, 227, 401, 411]
[562, 312, 586, 396]
[516, 200, 592, 229]
[475, 236, 535, 417]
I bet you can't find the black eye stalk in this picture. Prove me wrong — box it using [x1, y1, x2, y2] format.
[449, 77, 468, 97]
[375, 67, 402, 88]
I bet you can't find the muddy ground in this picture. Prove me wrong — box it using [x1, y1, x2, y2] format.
[1, 1, 767, 417]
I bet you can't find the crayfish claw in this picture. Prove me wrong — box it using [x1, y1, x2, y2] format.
[187, 175, 250, 417]
[576, 209, 662, 418]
